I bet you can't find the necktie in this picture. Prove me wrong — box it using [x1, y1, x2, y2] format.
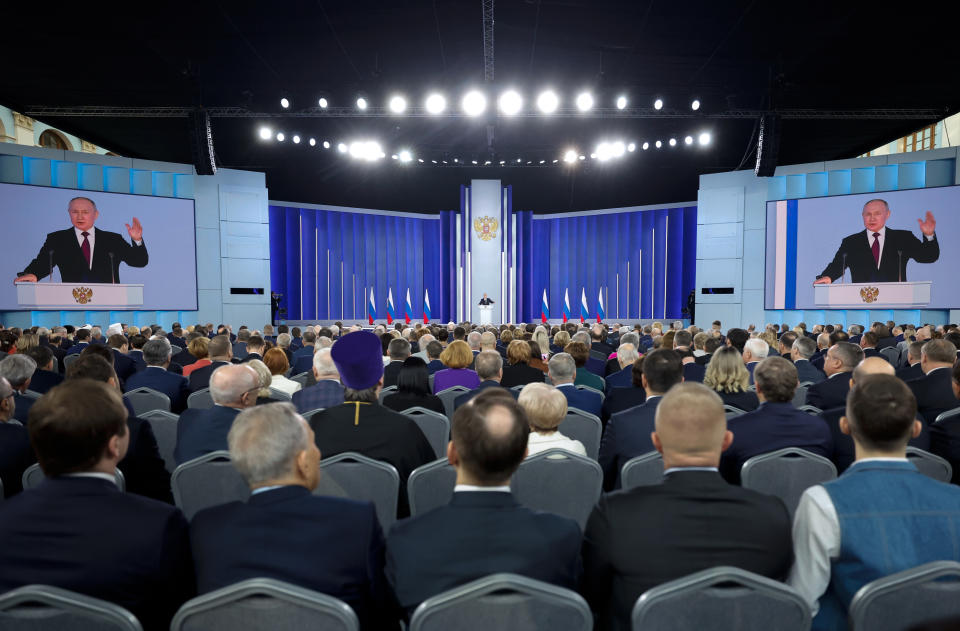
[871, 232, 880, 267]
[81, 231, 91, 268]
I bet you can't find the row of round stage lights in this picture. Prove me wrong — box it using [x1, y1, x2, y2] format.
[279, 93, 701, 115]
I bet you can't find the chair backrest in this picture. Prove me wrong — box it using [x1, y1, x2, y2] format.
[559, 408, 602, 460]
[267, 387, 292, 401]
[301, 408, 325, 421]
[23, 464, 125, 492]
[400, 407, 451, 459]
[0, 584, 143, 631]
[123, 387, 171, 415]
[407, 458, 457, 516]
[879, 346, 900, 366]
[791, 385, 807, 408]
[935, 407, 960, 424]
[21, 389, 42, 400]
[574, 384, 605, 402]
[187, 387, 214, 409]
[171, 345, 183, 354]
[796, 404, 823, 415]
[428, 374, 435, 391]
[378, 385, 398, 403]
[437, 386, 471, 419]
[510, 384, 525, 392]
[511, 449, 602, 529]
[741, 447, 837, 519]
[171, 578, 358, 631]
[410, 573, 592, 631]
[848, 561, 960, 631]
[139, 409, 180, 473]
[315, 452, 400, 532]
[724, 405, 747, 419]
[63, 354, 81, 370]
[290, 372, 310, 387]
[171, 451, 249, 520]
[632, 566, 810, 631]
[797, 381, 815, 388]
[621, 452, 665, 490]
[905, 447, 953, 483]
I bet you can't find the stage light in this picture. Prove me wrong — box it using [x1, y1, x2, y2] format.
[356, 97, 368, 110]
[498, 90, 523, 116]
[258, 127, 272, 140]
[276, 132, 285, 142]
[654, 98, 663, 110]
[691, 99, 700, 111]
[539, 159, 545, 164]
[552, 159, 558, 163]
[669, 137, 677, 147]
[485, 160, 492, 165]
[361, 141, 384, 161]
[388, 95, 407, 114]
[472, 160, 478, 165]
[399, 149, 412, 163]
[454, 158, 459, 163]
[292, 135, 301, 144]
[563, 149, 577, 163]
[462, 90, 487, 116]
[337, 142, 347, 153]
[612, 141, 626, 157]
[432, 159, 437, 164]
[642, 142, 649, 150]
[576, 92, 594, 111]
[699, 132, 711, 145]
[684, 135, 693, 145]
[627, 142, 636, 152]
[392, 154, 398, 160]
[590, 153, 597, 159]
[500, 160, 506, 165]
[323, 141, 330, 149]
[616, 95, 628, 110]
[349, 141, 364, 158]
[280, 97, 290, 109]
[442, 160, 448, 164]
[318, 97, 328, 108]
[418, 158, 424, 163]
[537, 90, 559, 114]
[655, 140, 662, 149]
[595, 142, 611, 161]
[578, 155, 586, 160]
[309, 138, 316, 146]
[425, 93, 446, 114]
[516, 158, 522, 163]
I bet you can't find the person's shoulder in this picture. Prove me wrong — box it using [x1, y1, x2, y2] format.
[190, 499, 247, 530]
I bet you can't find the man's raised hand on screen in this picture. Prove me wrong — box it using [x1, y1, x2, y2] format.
[14, 274, 38, 283]
[814, 276, 832, 285]
[126, 217, 143, 242]
[918, 211, 936, 236]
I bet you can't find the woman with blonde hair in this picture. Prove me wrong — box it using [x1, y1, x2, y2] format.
[519, 383, 586, 457]
[501, 340, 546, 388]
[433, 340, 480, 393]
[245, 358, 275, 404]
[703, 346, 759, 411]
[551, 330, 571, 355]
[532, 326, 550, 359]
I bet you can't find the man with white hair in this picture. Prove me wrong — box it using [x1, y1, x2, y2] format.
[413, 333, 435, 363]
[742, 337, 769, 385]
[292, 348, 344, 414]
[124, 338, 190, 413]
[467, 331, 482, 355]
[605, 343, 639, 392]
[189, 402, 396, 629]
[0, 354, 38, 423]
[174, 364, 259, 464]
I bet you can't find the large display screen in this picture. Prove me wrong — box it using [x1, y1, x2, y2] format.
[765, 186, 960, 310]
[0, 182, 197, 310]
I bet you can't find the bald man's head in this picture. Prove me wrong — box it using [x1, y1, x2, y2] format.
[653, 382, 731, 467]
[852, 356, 895, 385]
[209, 364, 259, 407]
[450, 388, 529, 485]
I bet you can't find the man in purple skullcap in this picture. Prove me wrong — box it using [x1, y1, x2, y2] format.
[309, 331, 435, 518]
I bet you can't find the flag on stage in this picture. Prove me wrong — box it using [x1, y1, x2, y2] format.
[404, 289, 413, 324]
[597, 287, 605, 323]
[580, 288, 588, 324]
[423, 289, 432, 324]
[562, 289, 571, 323]
[367, 287, 377, 325]
[386, 288, 396, 325]
[541, 289, 549, 323]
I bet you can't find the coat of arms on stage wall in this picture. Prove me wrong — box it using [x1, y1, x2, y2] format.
[473, 216, 499, 241]
[72, 287, 94, 305]
[859, 286, 880, 304]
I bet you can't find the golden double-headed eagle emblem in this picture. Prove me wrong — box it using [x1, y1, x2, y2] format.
[72, 286, 94, 305]
[859, 286, 880, 304]
[473, 216, 499, 241]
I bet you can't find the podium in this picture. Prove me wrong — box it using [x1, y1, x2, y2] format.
[15, 282, 144, 310]
[478, 305, 494, 326]
[813, 281, 931, 309]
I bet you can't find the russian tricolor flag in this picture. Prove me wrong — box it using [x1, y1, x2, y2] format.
[386, 288, 396, 325]
[367, 287, 377, 325]
[580, 288, 588, 324]
[423, 289, 432, 324]
[541, 289, 549, 324]
[597, 288, 605, 323]
[404, 289, 413, 324]
[562, 289, 571, 323]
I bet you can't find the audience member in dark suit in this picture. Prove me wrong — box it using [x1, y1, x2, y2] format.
[422, 340, 446, 375]
[500, 341, 546, 389]
[191, 402, 398, 630]
[805, 342, 863, 410]
[549, 352, 603, 418]
[604, 343, 639, 393]
[127, 334, 148, 372]
[682, 360, 706, 383]
[170, 334, 200, 368]
[453, 352, 517, 409]
[792, 336, 826, 384]
[599, 349, 683, 491]
[124, 339, 190, 413]
[703, 346, 759, 412]
[0, 379, 194, 631]
[238, 335, 265, 365]
[583, 382, 793, 631]
[590, 324, 615, 358]
[382, 356, 444, 415]
[383, 338, 411, 388]
[908, 339, 960, 422]
[930, 361, 960, 483]
[64, 328, 92, 355]
[104, 334, 137, 383]
[859, 331, 881, 360]
[742, 338, 769, 385]
[694, 336, 722, 366]
[386, 388, 581, 619]
[232, 330, 250, 361]
[0, 354, 37, 423]
[290, 330, 318, 375]
[24, 345, 64, 394]
[175, 363, 259, 465]
[602, 358, 647, 425]
[810, 333, 832, 372]
[292, 347, 345, 414]
[720, 357, 833, 484]
[895, 341, 924, 382]
[0, 377, 36, 498]
[188, 335, 234, 393]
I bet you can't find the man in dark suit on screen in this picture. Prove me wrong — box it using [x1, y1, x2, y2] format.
[15, 196, 148, 284]
[814, 199, 938, 284]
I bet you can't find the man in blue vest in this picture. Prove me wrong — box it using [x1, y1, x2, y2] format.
[788, 373, 960, 631]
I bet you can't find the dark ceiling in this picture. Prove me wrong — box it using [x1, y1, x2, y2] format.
[4, 1, 959, 213]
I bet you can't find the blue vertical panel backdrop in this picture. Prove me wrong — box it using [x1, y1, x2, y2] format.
[269, 206, 457, 322]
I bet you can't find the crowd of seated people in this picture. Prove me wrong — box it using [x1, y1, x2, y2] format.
[0, 317, 960, 629]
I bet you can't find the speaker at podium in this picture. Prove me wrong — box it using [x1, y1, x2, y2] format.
[478, 293, 496, 325]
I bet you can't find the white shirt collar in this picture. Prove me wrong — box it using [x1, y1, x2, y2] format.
[64, 472, 118, 485]
[454, 484, 511, 493]
[851, 457, 908, 465]
[663, 466, 719, 475]
[865, 226, 886, 240]
[926, 366, 951, 375]
[251, 485, 285, 495]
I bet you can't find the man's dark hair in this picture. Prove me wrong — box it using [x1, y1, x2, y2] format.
[452, 388, 529, 485]
[703, 337, 722, 354]
[67, 354, 117, 383]
[208, 335, 231, 358]
[25, 345, 54, 371]
[833, 342, 864, 371]
[944, 330, 960, 349]
[426, 340, 443, 360]
[80, 344, 114, 364]
[246, 335, 265, 352]
[754, 356, 798, 403]
[437, 329, 449, 343]
[641, 348, 684, 393]
[825, 324, 835, 334]
[278, 325, 289, 334]
[564, 341, 589, 367]
[831, 330, 850, 345]
[107, 334, 127, 350]
[453, 326, 466, 341]
[846, 374, 917, 451]
[237, 329, 251, 341]
[631, 356, 645, 388]
[673, 330, 692, 348]
[779, 331, 798, 349]
[29, 379, 128, 477]
[76, 329, 91, 342]
[129, 334, 147, 350]
[726, 328, 749, 353]
[861, 331, 878, 347]
[923, 339, 958, 364]
[318, 327, 333, 339]
[302, 330, 317, 344]
[291, 327, 302, 337]
[388, 338, 412, 360]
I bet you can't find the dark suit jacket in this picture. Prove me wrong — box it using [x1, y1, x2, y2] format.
[191, 486, 397, 630]
[720, 402, 834, 484]
[292, 380, 345, 413]
[454, 381, 516, 409]
[383, 361, 405, 388]
[64, 342, 89, 356]
[604, 366, 633, 392]
[908, 368, 960, 422]
[12, 393, 34, 423]
[385, 491, 582, 618]
[556, 383, 603, 418]
[128, 349, 147, 372]
[19, 227, 149, 283]
[716, 389, 760, 412]
[174, 405, 241, 464]
[682, 362, 706, 383]
[931, 418, 960, 484]
[819, 228, 939, 283]
[794, 359, 826, 384]
[862, 347, 880, 359]
[599, 397, 661, 491]
[171, 348, 197, 369]
[820, 406, 930, 473]
[426, 359, 445, 375]
[500, 362, 546, 389]
[601, 387, 646, 425]
[0, 477, 193, 631]
[28, 368, 63, 394]
[383, 392, 445, 416]
[125, 367, 190, 413]
[0, 421, 35, 498]
[805, 372, 852, 410]
[896, 362, 924, 382]
[694, 352, 713, 366]
[120, 413, 173, 503]
[232, 341, 248, 360]
[112, 349, 137, 383]
[188, 360, 231, 393]
[239, 352, 263, 364]
[582, 471, 793, 631]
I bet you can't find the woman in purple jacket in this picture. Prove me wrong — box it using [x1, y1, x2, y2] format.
[433, 340, 480, 393]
